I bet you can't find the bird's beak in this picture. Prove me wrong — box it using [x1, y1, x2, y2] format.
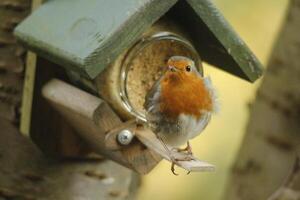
[168, 66, 177, 72]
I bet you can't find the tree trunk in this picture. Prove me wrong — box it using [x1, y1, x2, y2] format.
[0, 0, 29, 124]
[268, 157, 300, 200]
[223, 0, 300, 199]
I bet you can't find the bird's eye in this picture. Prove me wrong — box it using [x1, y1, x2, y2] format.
[185, 65, 191, 72]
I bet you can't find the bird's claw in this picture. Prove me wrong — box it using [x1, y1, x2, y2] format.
[173, 147, 193, 156]
[171, 161, 179, 176]
[170, 156, 195, 175]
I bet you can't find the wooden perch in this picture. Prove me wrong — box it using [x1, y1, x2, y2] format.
[42, 79, 215, 174]
[135, 127, 215, 172]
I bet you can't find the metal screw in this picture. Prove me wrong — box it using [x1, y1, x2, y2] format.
[117, 130, 134, 145]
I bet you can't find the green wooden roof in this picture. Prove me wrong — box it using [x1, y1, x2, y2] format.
[15, 0, 263, 82]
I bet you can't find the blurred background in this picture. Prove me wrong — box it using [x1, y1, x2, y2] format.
[137, 0, 289, 199]
[0, 0, 294, 199]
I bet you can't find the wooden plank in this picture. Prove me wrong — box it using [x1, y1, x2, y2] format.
[14, 0, 178, 78]
[20, 0, 43, 136]
[20, 51, 37, 136]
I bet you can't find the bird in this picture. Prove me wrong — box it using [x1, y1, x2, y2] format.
[144, 56, 218, 175]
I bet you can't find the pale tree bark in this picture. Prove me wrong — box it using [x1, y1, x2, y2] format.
[223, 0, 300, 199]
[268, 158, 300, 200]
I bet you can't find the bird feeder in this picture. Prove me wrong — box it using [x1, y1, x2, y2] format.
[14, 0, 263, 174]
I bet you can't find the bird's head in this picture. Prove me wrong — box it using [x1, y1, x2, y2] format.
[164, 56, 200, 82]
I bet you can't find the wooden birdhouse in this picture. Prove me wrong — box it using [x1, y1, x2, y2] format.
[14, 0, 263, 174]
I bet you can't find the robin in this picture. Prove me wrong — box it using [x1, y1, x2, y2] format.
[144, 56, 218, 175]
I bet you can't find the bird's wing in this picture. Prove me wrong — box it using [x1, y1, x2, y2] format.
[144, 76, 162, 113]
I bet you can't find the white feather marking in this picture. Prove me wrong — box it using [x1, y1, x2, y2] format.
[203, 76, 220, 113]
[179, 112, 211, 141]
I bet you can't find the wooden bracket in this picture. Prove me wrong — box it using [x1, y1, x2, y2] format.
[42, 79, 161, 174]
[42, 79, 215, 174]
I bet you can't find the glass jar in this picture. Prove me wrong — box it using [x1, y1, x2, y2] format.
[95, 21, 203, 122]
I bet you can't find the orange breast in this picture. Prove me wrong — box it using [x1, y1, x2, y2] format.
[160, 72, 212, 119]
